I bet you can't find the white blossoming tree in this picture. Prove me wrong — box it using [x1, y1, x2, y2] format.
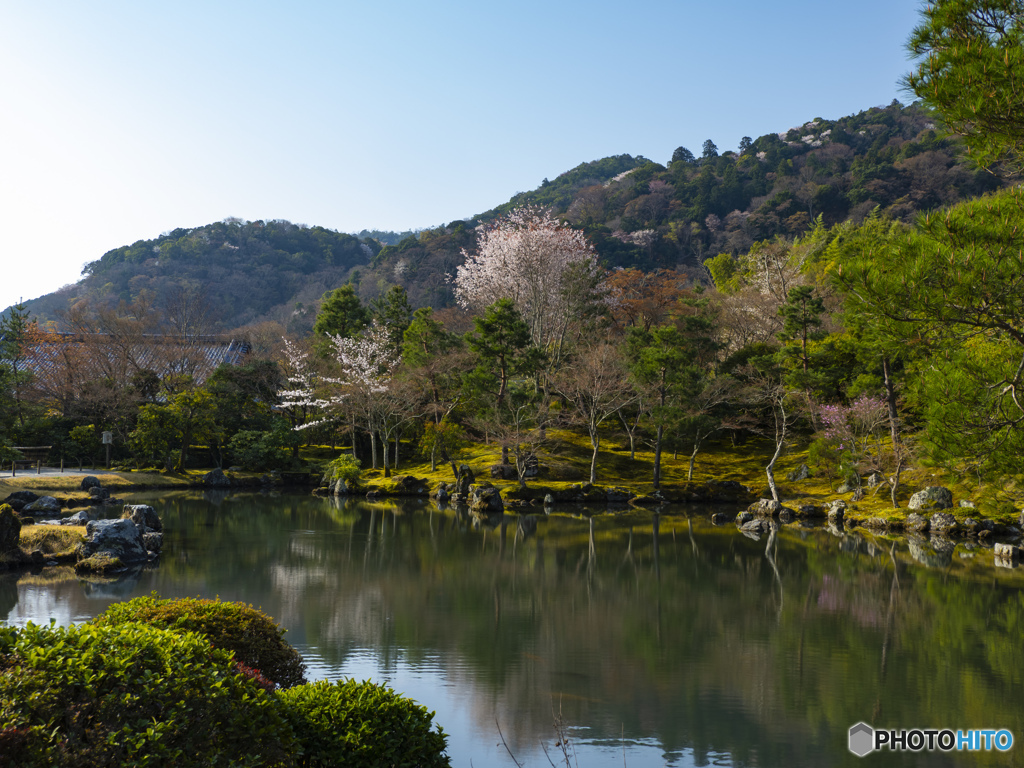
[454, 206, 600, 363]
[327, 323, 416, 475]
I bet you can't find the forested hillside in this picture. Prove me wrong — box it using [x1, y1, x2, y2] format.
[21, 101, 1002, 332]
[344, 101, 1003, 309]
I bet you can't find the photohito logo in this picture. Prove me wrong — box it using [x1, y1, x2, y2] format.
[849, 723, 1013, 756]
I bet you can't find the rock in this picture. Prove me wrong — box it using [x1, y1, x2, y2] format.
[711, 512, 733, 525]
[434, 482, 449, 502]
[735, 511, 754, 525]
[826, 500, 846, 523]
[80, 476, 102, 491]
[333, 479, 350, 495]
[606, 488, 632, 504]
[959, 499, 976, 508]
[866, 471, 885, 488]
[3, 491, 38, 512]
[78, 519, 149, 565]
[455, 465, 475, 495]
[905, 513, 930, 533]
[142, 532, 163, 553]
[748, 498, 782, 517]
[908, 486, 953, 511]
[961, 517, 980, 535]
[123, 504, 162, 533]
[469, 484, 504, 513]
[994, 542, 1020, 561]
[778, 508, 793, 523]
[0, 505, 21, 553]
[23, 496, 61, 518]
[836, 478, 859, 494]
[786, 464, 810, 482]
[489, 464, 518, 480]
[63, 510, 92, 525]
[543, 494, 555, 506]
[930, 512, 958, 537]
[863, 517, 889, 530]
[89, 486, 110, 501]
[201, 468, 232, 487]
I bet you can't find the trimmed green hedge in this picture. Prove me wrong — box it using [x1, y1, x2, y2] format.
[91, 594, 307, 689]
[280, 679, 450, 768]
[1, 599, 451, 767]
[0, 621, 294, 767]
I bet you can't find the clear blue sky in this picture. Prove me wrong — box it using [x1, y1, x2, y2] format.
[0, 0, 923, 314]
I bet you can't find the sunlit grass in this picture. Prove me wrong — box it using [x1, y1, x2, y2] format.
[18, 525, 87, 556]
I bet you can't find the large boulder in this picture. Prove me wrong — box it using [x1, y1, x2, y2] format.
[929, 512, 959, 537]
[23, 496, 62, 518]
[749, 499, 786, 518]
[908, 486, 954, 511]
[454, 465, 475, 498]
[88, 486, 110, 501]
[469, 483, 503, 513]
[905, 513, 930, 533]
[201, 468, 232, 488]
[826, 500, 847, 524]
[80, 476, 102, 491]
[78, 519, 149, 565]
[123, 504, 162, 533]
[3, 491, 38, 512]
[0, 505, 21, 553]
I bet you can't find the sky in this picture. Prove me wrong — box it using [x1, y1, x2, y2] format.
[0, 0, 924, 314]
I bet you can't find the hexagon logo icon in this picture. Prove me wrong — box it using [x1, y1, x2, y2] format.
[849, 722, 874, 757]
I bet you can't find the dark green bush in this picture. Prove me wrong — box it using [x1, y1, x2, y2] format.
[91, 594, 307, 689]
[279, 678, 450, 768]
[0, 621, 294, 767]
[228, 428, 292, 471]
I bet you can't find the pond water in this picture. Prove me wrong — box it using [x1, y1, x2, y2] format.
[2, 491, 1024, 767]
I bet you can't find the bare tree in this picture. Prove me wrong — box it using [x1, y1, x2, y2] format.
[554, 343, 637, 484]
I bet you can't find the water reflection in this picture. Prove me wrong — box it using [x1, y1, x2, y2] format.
[3, 491, 1024, 767]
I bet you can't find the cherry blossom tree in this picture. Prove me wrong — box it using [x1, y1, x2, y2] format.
[454, 207, 600, 361]
[325, 323, 402, 471]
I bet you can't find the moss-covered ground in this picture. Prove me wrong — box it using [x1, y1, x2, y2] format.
[356, 427, 1022, 526]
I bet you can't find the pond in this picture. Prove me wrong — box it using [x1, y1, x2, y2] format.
[2, 491, 1024, 767]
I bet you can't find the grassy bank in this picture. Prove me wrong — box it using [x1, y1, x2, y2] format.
[359, 428, 1023, 525]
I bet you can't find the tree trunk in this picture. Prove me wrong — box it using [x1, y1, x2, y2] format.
[653, 424, 663, 489]
[382, 430, 391, 478]
[394, 429, 400, 472]
[766, 434, 784, 502]
[369, 426, 378, 469]
[590, 430, 600, 485]
[688, 444, 698, 481]
[882, 356, 902, 507]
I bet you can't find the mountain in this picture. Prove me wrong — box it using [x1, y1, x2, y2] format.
[20, 101, 1004, 332]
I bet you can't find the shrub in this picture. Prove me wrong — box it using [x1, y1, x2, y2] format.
[324, 454, 361, 486]
[91, 595, 307, 689]
[228, 429, 292, 472]
[0, 621, 294, 767]
[279, 679, 450, 768]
